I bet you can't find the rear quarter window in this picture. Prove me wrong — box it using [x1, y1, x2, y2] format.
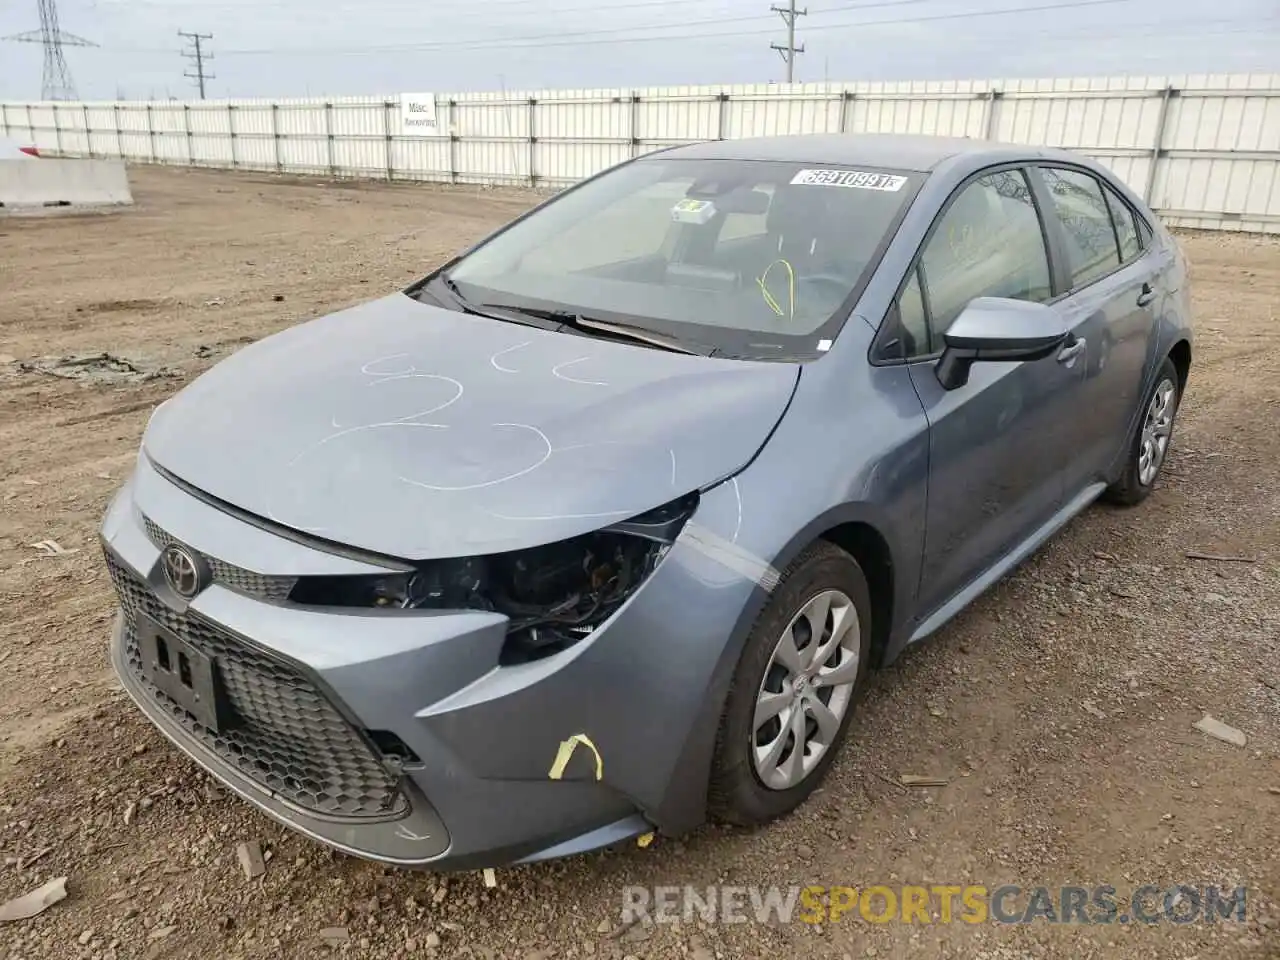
[1100, 181, 1141, 263]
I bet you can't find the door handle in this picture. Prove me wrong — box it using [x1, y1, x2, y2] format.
[1136, 282, 1155, 307]
[1057, 337, 1086, 364]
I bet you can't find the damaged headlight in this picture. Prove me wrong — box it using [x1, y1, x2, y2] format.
[288, 493, 699, 662]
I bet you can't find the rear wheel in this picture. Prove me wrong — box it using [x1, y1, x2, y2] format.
[708, 541, 871, 826]
[1105, 356, 1181, 506]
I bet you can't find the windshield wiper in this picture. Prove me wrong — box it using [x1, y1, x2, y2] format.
[426, 275, 560, 330]
[477, 304, 712, 356]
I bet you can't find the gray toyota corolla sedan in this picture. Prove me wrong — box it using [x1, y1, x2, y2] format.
[101, 133, 1191, 870]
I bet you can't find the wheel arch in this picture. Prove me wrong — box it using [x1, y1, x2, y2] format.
[653, 502, 909, 835]
[1168, 338, 1192, 393]
[819, 521, 895, 669]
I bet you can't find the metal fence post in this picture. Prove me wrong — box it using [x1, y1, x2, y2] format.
[146, 102, 157, 163]
[325, 101, 336, 177]
[24, 103, 34, 146]
[112, 103, 122, 158]
[527, 97, 537, 187]
[0, 103, 7, 138]
[183, 104, 194, 164]
[982, 89, 1003, 140]
[272, 102, 282, 173]
[229, 103, 238, 169]
[1144, 85, 1177, 205]
[447, 99, 458, 184]
[82, 103, 92, 157]
[51, 104, 63, 156]
[383, 100, 394, 181]
[837, 90, 855, 133]
[631, 93, 644, 155]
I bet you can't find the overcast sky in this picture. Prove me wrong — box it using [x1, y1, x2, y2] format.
[1, 0, 1276, 101]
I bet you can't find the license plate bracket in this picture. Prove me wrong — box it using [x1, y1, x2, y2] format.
[136, 615, 234, 734]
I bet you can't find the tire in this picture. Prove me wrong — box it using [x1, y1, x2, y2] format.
[708, 540, 872, 826]
[1104, 357, 1182, 507]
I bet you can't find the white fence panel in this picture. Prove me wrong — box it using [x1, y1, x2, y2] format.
[148, 104, 186, 163]
[50, 104, 88, 155]
[274, 102, 328, 174]
[3, 72, 1278, 232]
[231, 104, 277, 170]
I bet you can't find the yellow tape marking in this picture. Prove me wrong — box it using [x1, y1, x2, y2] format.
[756, 258, 795, 321]
[548, 733, 604, 781]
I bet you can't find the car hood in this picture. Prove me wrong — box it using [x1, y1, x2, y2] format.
[143, 294, 800, 560]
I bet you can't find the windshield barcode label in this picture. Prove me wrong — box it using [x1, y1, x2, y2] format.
[790, 169, 907, 191]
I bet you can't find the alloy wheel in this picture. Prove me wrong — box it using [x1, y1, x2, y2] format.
[1138, 377, 1177, 487]
[751, 589, 861, 791]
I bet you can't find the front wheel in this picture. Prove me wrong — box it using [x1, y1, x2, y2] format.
[1105, 356, 1181, 506]
[708, 541, 872, 826]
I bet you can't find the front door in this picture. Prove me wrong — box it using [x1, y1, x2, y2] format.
[900, 167, 1084, 618]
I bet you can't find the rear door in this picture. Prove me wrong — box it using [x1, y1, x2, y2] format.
[893, 167, 1084, 617]
[1030, 165, 1161, 496]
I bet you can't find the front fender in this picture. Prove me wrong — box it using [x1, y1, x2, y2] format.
[653, 359, 931, 831]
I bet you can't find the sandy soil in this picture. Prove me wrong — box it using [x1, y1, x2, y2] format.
[0, 166, 1277, 960]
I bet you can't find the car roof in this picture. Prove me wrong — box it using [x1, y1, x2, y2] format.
[655, 133, 1072, 173]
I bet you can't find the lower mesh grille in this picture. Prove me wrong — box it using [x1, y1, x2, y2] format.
[141, 514, 297, 603]
[106, 551, 406, 820]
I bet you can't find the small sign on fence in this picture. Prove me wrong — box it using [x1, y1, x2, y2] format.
[399, 93, 439, 136]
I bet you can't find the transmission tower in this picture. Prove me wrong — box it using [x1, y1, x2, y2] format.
[1, 0, 97, 101]
[769, 0, 807, 83]
[179, 31, 215, 100]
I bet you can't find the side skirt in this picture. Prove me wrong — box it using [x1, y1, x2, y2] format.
[905, 482, 1108, 647]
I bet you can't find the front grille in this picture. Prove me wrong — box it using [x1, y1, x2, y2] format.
[141, 515, 297, 602]
[106, 552, 406, 820]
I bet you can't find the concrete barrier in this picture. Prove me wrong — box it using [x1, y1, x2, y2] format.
[0, 158, 133, 208]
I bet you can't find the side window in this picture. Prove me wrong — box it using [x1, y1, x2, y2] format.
[1040, 166, 1122, 287]
[897, 267, 929, 356]
[1136, 213, 1153, 248]
[919, 169, 1052, 335]
[1100, 181, 1140, 262]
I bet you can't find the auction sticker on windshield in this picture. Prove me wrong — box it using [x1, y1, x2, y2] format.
[671, 198, 718, 224]
[790, 169, 907, 191]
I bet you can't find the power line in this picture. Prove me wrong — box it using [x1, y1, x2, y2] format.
[1, 0, 97, 100]
[92, 5, 1275, 60]
[197, 0, 1150, 55]
[179, 30, 215, 99]
[770, 0, 807, 82]
[116, 0, 742, 9]
[210, 0, 927, 52]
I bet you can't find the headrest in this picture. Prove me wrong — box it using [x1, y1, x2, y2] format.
[766, 187, 832, 245]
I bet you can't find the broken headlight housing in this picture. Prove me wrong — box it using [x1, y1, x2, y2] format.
[288, 493, 699, 663]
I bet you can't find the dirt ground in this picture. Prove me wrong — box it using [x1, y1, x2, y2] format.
[0, 165, 1277, 960]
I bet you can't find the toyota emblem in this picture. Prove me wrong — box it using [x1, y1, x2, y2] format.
[161, 544, 205, 599]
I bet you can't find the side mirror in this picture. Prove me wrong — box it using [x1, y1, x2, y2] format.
[935, 297, 1071, 390]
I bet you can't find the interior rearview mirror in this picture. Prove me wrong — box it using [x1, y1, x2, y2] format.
[685, 188, 770, 216]
[935, 297, 1072, 391]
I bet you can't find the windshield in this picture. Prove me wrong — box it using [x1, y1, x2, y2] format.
[440, 156, 922, 359]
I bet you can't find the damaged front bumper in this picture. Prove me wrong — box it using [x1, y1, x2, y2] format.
[100, 454, 764, 869]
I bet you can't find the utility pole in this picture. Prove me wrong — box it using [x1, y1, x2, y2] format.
[179, 30, 215, 99]
[1, 0, 97, 101]
[769, 0, 806, 83]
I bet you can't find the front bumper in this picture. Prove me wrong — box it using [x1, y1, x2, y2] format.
[101, 454, 762, 869]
